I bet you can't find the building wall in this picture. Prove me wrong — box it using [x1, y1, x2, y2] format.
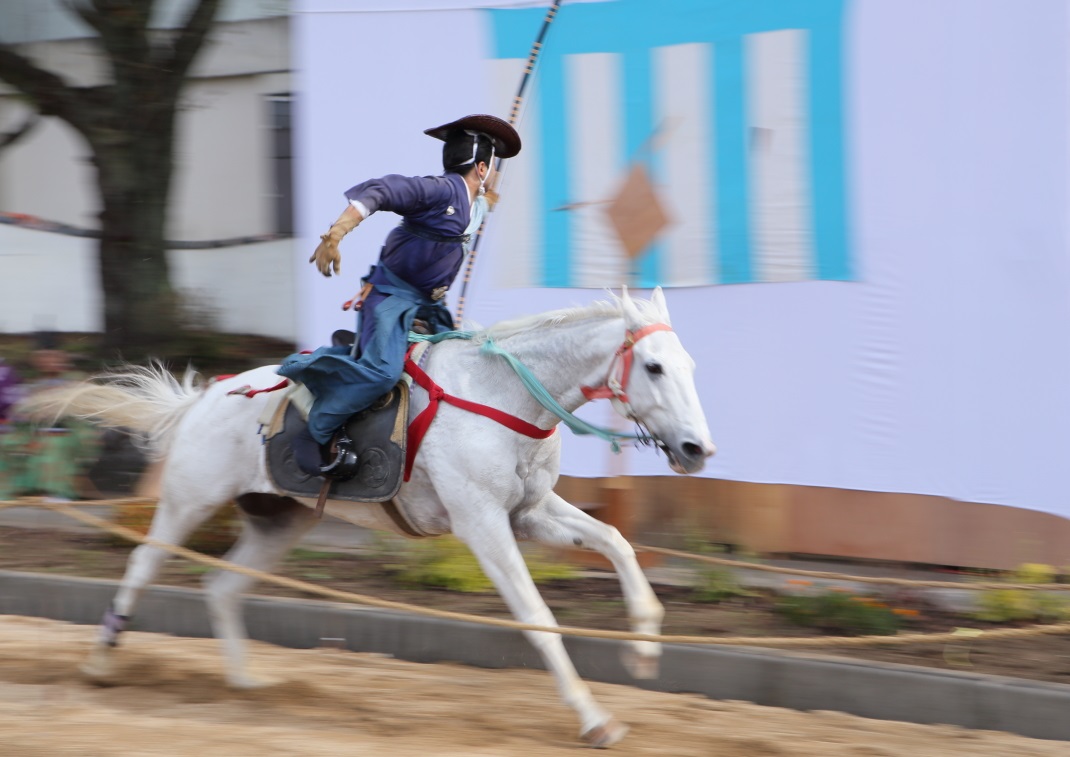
[171, 72, 291, 240]
[0, 0, 290, 46]
[0, 224, 296, 339]
[0, 14, 293, 242]
[0, 108, 98, 229]
[0, 8, 298, 340]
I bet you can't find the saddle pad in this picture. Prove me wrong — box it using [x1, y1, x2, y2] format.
[265, 383, 408, 503]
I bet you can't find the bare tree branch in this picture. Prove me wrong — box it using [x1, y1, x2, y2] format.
[0, 111, 41, 152]
[167, 0, 222, 78]
[0, 0, 225, 358]
[62, 0, 109, 38]
[65, 0, 154, 87]
[74, 0, 152, 36]
[0, 46, 93, 132]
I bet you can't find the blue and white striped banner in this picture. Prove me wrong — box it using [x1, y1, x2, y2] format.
[487, 0, 850, 288]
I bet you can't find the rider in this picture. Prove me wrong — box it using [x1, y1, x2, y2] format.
[279, 114, 522, 478]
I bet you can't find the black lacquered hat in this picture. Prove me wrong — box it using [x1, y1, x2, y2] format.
[424, 114, 522, 159]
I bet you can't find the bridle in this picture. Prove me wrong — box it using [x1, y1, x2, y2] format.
[400, 319, 677, 469]
[580, 322, 674, 420]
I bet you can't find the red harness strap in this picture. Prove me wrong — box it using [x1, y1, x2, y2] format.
[580, 322, 673, 403]
[223, 378, 291, 398]
[403, 351, 555, 482]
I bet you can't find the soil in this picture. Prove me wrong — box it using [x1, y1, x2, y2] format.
[2, 525, 1070, 688]
[4, 615, 1067, 756]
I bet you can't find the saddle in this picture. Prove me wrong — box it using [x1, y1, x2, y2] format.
[263, 382, 408, 503]
[260, 324, 437, 537]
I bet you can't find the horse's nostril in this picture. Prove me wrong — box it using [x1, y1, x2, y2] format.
[682, 442, 704, 459]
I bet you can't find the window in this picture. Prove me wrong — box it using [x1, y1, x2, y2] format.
[267, 93, 293, 236]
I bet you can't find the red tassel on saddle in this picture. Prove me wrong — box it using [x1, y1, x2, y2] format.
[226, 379, 291, 398]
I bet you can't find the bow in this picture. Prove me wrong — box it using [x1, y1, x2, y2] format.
[454, 0, 563, 323]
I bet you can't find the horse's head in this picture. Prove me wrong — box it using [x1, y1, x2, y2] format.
[598, 287, 716, 474]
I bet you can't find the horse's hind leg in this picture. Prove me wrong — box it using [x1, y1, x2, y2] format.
[513, 491, 665, 680]
[83, 493, 229, 680]
[202, 494, 319, 688]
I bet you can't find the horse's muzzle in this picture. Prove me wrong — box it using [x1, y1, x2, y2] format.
[661, 438, 716, 474]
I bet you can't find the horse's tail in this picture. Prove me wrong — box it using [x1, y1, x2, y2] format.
[16, 362, 205, 459]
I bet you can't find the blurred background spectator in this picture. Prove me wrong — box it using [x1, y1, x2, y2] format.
[0, 355, 18, 423]
[2, 333, 97, 501]
[0, 355, 21, 498]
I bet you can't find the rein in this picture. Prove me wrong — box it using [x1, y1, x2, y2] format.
[406, 325, 665, 463]
[224, 322, 670, 481]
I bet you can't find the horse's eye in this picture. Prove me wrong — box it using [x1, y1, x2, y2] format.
[645, 361, 663, 376]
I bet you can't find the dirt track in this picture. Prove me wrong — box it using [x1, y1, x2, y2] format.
[0, 616, 1065, 756]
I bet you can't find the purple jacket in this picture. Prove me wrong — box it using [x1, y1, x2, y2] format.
[345, 172, 475, 296]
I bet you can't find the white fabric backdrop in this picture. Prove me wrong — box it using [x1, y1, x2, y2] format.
[293, 0, 1070, 518]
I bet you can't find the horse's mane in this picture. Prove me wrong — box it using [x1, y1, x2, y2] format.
[473, 294, 660, 342]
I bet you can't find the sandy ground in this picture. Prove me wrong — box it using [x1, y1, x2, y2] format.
[0, 616, 1065, 757]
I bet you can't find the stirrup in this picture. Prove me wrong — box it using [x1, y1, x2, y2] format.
[319, 432, 360, 481]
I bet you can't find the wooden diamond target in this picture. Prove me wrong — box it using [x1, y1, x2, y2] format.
[605, 163, 671, 259]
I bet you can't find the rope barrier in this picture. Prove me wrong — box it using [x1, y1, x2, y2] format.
[1, 497, 1067, 649]
[633, 544, 1070, 592]
[2, 497, 1065, 590]
[0, 497, 157, 511]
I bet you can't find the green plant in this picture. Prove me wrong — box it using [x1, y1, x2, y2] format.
[384, 536, 576, 594]
[776, 590, 902, 636]
[677, 535, 756, 604]
[300, 571, 333, 581]
[288, 548, 342, 561]
[110, 500, 238, 556]
[393, 537, 493, 593]
[972, 563, 1070, 623]
[690, 566, 754, 603]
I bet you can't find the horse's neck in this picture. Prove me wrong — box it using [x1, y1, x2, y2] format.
[488, 316, 624, 422]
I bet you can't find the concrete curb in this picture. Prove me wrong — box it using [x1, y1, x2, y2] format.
[1, 569, 1068, 743]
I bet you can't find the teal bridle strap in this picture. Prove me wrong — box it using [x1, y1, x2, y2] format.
[409, 330, 652, 451]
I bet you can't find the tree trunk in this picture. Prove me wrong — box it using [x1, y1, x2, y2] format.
[0, 0, 224, 362]
[94, 121, 179, 359]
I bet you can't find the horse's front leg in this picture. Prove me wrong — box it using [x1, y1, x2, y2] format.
[450, 506, 628, 748]
[513, 491, 665, 680]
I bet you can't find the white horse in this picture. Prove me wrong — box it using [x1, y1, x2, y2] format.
[22, 287, 714, 748]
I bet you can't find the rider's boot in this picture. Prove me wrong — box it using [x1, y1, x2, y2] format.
[292, 426, 326, 477]
[293, 426, 359, 481]
[319, 431, 360, 481]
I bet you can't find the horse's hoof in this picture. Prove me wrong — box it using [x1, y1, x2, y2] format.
[622, 649, 660, 680]
[227, 673, 277, 690]
[80, 647, 115, 682]
[581, 718, 629, 748]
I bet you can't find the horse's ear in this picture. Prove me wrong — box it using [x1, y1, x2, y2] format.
[651, 286, 671, 325]
[620, 285, 644, 329]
